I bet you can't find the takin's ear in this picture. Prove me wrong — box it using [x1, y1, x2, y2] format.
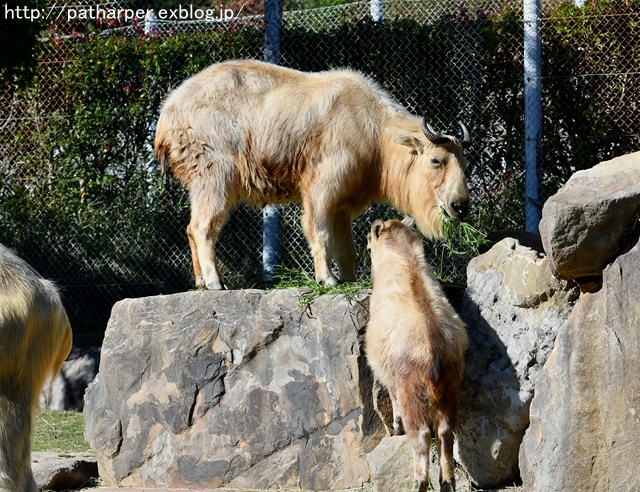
[401, 215, 416, 228]
[371, 219, 385, 239]
[395, 135, 424, 154]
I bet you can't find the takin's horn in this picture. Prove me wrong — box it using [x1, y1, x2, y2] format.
[458, 121, 471, 148]
[421, 117, 452, 145]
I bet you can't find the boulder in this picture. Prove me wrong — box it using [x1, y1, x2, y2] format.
[83, 239, 579, 491]
[456, 238, 577, 488]
[83, 289, 375, 490]
[539, 151, 640, 286]
[519, 237, 640, 492]
[32, 452, 98, 491]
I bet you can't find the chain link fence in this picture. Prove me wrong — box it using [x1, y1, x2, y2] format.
[1, 0, 638, 340]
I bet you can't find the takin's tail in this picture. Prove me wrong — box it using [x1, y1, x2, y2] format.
[154, 114, 172, 176]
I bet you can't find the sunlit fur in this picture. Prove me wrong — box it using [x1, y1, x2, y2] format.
[366, 218, 468, 492]
[0, 245, 72, 492]
[155, 59, 470, 289]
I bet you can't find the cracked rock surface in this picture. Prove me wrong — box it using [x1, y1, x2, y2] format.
[83, 289, 375, 490]
[520, 237, 640, 492]
[83, 242, 580, 491]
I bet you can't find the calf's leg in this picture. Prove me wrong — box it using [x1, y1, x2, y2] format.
[437, 418, 456, 492]
[411, 428, 431, 492]
[384, 387, 405, 436]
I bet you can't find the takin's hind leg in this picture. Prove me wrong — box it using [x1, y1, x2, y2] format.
[411, 428, 432, 492]
[187, 190, 230, 290]
[437, 419, 456, 492]
[186, 224, 203, 287]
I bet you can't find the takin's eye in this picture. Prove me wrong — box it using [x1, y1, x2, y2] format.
[430, 157, 442, 168]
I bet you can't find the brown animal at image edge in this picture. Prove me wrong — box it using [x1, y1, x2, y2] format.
[366, 217, 468, 492]
[155, 59, 471, 289]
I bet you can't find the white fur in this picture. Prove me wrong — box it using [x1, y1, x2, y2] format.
[0, 245, 72, 492]
[155, 59, 470, 288]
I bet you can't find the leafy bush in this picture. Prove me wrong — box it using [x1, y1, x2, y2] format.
[1, 0, 638, 337]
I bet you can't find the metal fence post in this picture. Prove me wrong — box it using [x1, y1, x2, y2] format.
[263, 0, 282, 283]
[371, 0, 383, 22]
[524, 0, 542, 233]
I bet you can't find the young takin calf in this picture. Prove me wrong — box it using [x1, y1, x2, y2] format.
[366, 217, 468, 492]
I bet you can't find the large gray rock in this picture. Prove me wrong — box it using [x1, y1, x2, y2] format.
[539, 151, 640, 285]
[32, 452, 98, 491]
[84, 241, 578, 491]
[456, 238, 577, 488]
[83, 289, 375, 489]
[519, 237, 640, 492]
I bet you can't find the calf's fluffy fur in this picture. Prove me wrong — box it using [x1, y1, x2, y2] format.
[0, 245, 72, 492]
[366, 217, 468, 492]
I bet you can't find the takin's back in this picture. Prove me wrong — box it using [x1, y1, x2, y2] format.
[154, 60, 400, 203]
[366, 219, 468, 391]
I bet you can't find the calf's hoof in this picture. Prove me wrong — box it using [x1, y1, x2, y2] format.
[393, 416, 405, 436]
[412, 479, 430, 492]
[440, 479, 455, 492]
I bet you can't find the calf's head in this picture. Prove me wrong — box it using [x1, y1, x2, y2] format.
[367, 216, 420, 280]
[395, 119, 471, 238]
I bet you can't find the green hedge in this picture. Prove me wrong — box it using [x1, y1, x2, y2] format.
[1, 0, 638, 339]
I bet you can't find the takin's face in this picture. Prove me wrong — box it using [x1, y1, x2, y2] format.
[395, 127, 470, 238]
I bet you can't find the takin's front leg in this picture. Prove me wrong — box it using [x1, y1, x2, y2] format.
[301, 194, 338, 287]
[332, 211, 357, 282]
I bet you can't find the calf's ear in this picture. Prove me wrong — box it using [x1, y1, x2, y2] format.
[371, 219, 385, 238]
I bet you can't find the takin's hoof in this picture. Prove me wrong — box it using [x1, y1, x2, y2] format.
[439, 479, 455, 492]
[198, 279, 226, 290]
[392, 416, 405, 436]
[411, 479, 430, 492]
[206, 281, 226, 290]
[318, 276, 339, 288]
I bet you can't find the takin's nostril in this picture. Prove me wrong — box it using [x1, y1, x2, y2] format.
[451, 201, 470, 219]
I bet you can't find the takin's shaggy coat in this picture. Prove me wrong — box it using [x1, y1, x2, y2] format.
[155, 59, 471, 289]
[366, 217, 468, 492]
[0, 245, 72, 492]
